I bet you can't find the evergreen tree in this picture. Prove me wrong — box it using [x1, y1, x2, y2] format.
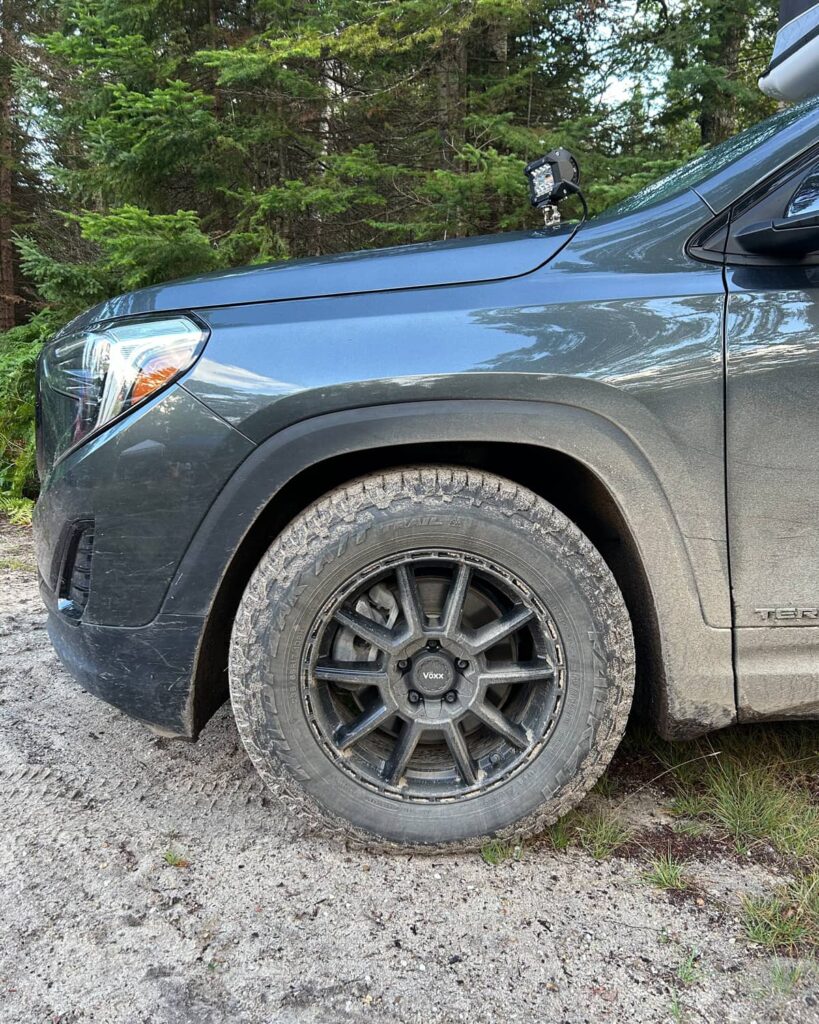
[0, 0, 781, 509]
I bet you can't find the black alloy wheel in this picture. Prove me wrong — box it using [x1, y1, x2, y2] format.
[305, 552, 563, 801]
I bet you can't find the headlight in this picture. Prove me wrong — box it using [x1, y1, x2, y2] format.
[41, 314, 208, 455]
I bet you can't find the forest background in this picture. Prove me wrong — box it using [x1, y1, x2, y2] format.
[0, 0, 780, 515]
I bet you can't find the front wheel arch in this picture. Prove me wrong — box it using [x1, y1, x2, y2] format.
[175, 400, 733, 740]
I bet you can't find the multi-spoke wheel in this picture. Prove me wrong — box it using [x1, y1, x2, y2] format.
[230, 467, 634, 846]
[308, 554, 560, 799]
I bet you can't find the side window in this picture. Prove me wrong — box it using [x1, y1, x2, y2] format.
[786, 170, 819, 218]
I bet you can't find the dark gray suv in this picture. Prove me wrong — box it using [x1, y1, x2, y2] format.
[33, 98, 819, 846]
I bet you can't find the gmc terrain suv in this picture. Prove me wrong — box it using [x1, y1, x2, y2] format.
[34, 97, 819, 846]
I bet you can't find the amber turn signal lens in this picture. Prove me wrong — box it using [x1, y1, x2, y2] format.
[131, 357, 184, 402]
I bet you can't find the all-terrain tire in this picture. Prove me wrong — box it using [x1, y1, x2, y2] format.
[229, 466, 635, 849]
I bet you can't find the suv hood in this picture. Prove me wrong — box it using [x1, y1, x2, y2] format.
[71, 228, 573, 328]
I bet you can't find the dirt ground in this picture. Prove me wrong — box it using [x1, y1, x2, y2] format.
[0, 522, 816, 1024]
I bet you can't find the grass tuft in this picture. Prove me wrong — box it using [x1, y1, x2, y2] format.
[0, 556, 35, 573]
[644, 849, 688, 890]
[163, 848, 191, 869]
[591, 772, 617, 798]
[653, 726, 819, 859]
[743, 871, 819, 953]
[669, 791, 710, 820]
[480, 839, 522, 866]
[574, 809, 632, 860]
[545, 815, 575, 852]
[543, 808, 631, 859]
[668, 995, 687, 1022]
[675, 947, 701, 986]
[671, 818, 707, 839]
[767, 958, 807, 995]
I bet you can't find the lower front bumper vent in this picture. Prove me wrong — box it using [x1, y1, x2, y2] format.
[58, 521, 95, 619]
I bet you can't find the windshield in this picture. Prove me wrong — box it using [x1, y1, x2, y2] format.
[595, 94, 819, 220]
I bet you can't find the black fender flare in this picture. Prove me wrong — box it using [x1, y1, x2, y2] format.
[165, 399, 735, 738]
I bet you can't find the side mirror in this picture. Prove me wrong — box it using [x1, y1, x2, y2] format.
[734, 211, 819, 257]
[734, 168, 819, 258]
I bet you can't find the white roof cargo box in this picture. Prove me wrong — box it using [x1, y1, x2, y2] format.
[760, 1, 819, 100]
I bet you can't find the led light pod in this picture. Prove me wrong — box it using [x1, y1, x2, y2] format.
[524, 148, 581, 208]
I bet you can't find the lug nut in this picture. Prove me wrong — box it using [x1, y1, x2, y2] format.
[427, 640, 440, 651]
[407, 690, 422, 705]
[397, 659, 409, 670]
[456, 659, 469, 671]
[444, 690, 457, 704]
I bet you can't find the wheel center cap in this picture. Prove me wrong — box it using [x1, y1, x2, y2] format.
[410, 651, 455, 698]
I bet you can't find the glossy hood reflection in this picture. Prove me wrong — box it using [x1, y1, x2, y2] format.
[72, 228, 574, 329]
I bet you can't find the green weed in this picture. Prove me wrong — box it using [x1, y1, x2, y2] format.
[574, 809, 632, 859]
[644, 850, 688, 890]
[480, 839, 522, 866]
[0, 494, 34, 526]
[743, 871, 819, 953]
[163, 848, 191, 869]
[675, 947, 700, 986]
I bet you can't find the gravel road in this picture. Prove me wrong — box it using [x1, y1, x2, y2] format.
[0, 521, 816, 1024]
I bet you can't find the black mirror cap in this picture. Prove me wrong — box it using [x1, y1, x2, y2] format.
[734, 212, 819, 257]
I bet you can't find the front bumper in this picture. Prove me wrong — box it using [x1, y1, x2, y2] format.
[43, 586, 206, 736]
[34, 383, 254, 735]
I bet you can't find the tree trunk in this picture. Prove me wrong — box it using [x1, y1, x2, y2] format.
[436, 32, 467, 166]
[0, 0, 17, 330]
[208, 0, 222, 121]
[698, 5, 748, 146]
[313, 52, 339, 255]
[487, 21, 508, 74]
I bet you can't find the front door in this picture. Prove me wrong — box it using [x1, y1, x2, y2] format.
[725, 154, 819, 719]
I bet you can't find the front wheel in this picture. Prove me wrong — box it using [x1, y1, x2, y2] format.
[229, 467, 635, 847]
